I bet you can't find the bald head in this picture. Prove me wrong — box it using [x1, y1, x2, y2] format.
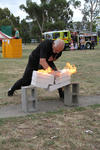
[53, 39, 65, 53]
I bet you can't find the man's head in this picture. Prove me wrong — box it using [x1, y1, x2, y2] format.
[52, 39, 65, 53]
[14, 28, 17, 31]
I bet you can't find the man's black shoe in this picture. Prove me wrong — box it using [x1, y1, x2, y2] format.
[8, 89, 14, 96]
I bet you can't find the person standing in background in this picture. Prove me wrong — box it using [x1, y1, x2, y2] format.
[90, 37, 95, 49]
[80, 37, 85, 50]
[14, 28, 20, 39]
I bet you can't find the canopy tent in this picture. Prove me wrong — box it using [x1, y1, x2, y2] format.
[0, 31, 12, 40]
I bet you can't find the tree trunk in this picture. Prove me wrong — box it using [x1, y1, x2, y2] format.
[90, 1, 93, 32]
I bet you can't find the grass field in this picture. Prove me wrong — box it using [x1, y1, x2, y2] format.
[0, 44, 100, 149]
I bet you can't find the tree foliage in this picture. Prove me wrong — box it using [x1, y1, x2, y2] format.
[0, 8, 20, 28]
[20, 0, 75, 36]
[68, 0, 81, 8]
[82, 0, 100, 32]
[20, 19, 31, 43]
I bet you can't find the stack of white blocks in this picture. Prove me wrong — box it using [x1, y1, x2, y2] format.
[31, 71, 54, 88]
[31, 69, 71, 90]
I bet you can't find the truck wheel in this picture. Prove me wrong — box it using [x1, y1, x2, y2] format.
[86, 43, 91, 49]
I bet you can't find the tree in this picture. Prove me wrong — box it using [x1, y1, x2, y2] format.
[20, 0, 75, 36]
[47, 0, 73, 29]
[0, 8, 11, 26]
[0, 8, 20, 27]
[20, 0, 48, 35]
[72, 21, 83, 31]
[68, 0, 81, 8]
[82, 0, 100, 32]
[20, 19, 31, 43]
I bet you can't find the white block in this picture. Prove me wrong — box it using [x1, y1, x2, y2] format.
[31, 80, 49, 88]
[31, 71, 54, 88]
[55, 76, 71, 84]
[55, 69, 71, 84]
[32, 71, 54, 80]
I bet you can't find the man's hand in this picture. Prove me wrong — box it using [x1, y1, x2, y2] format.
[48, 56, 56, 61]
[48, 56, 54, 61]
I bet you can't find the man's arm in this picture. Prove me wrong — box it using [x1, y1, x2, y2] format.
[48, 52, 62, 62]
[39, 58, 52, 70]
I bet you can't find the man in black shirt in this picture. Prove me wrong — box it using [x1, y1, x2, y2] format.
[8, 39, 65, 99]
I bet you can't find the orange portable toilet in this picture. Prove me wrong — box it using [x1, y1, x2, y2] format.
[2, 39, 22, 58]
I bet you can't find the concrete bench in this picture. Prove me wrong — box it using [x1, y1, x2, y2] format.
[21, 83, 79, 113]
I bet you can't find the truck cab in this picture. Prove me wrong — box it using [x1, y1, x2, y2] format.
[42, 30, 71, 48]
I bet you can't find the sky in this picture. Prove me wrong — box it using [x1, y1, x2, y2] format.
[0, 0, 84, 22]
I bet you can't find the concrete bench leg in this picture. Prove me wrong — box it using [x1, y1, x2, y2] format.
[21, 87, 37, 113]
[72, 83, 79, 106]
[64, 83, 79, 106]
[64, 84, 72, 106]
